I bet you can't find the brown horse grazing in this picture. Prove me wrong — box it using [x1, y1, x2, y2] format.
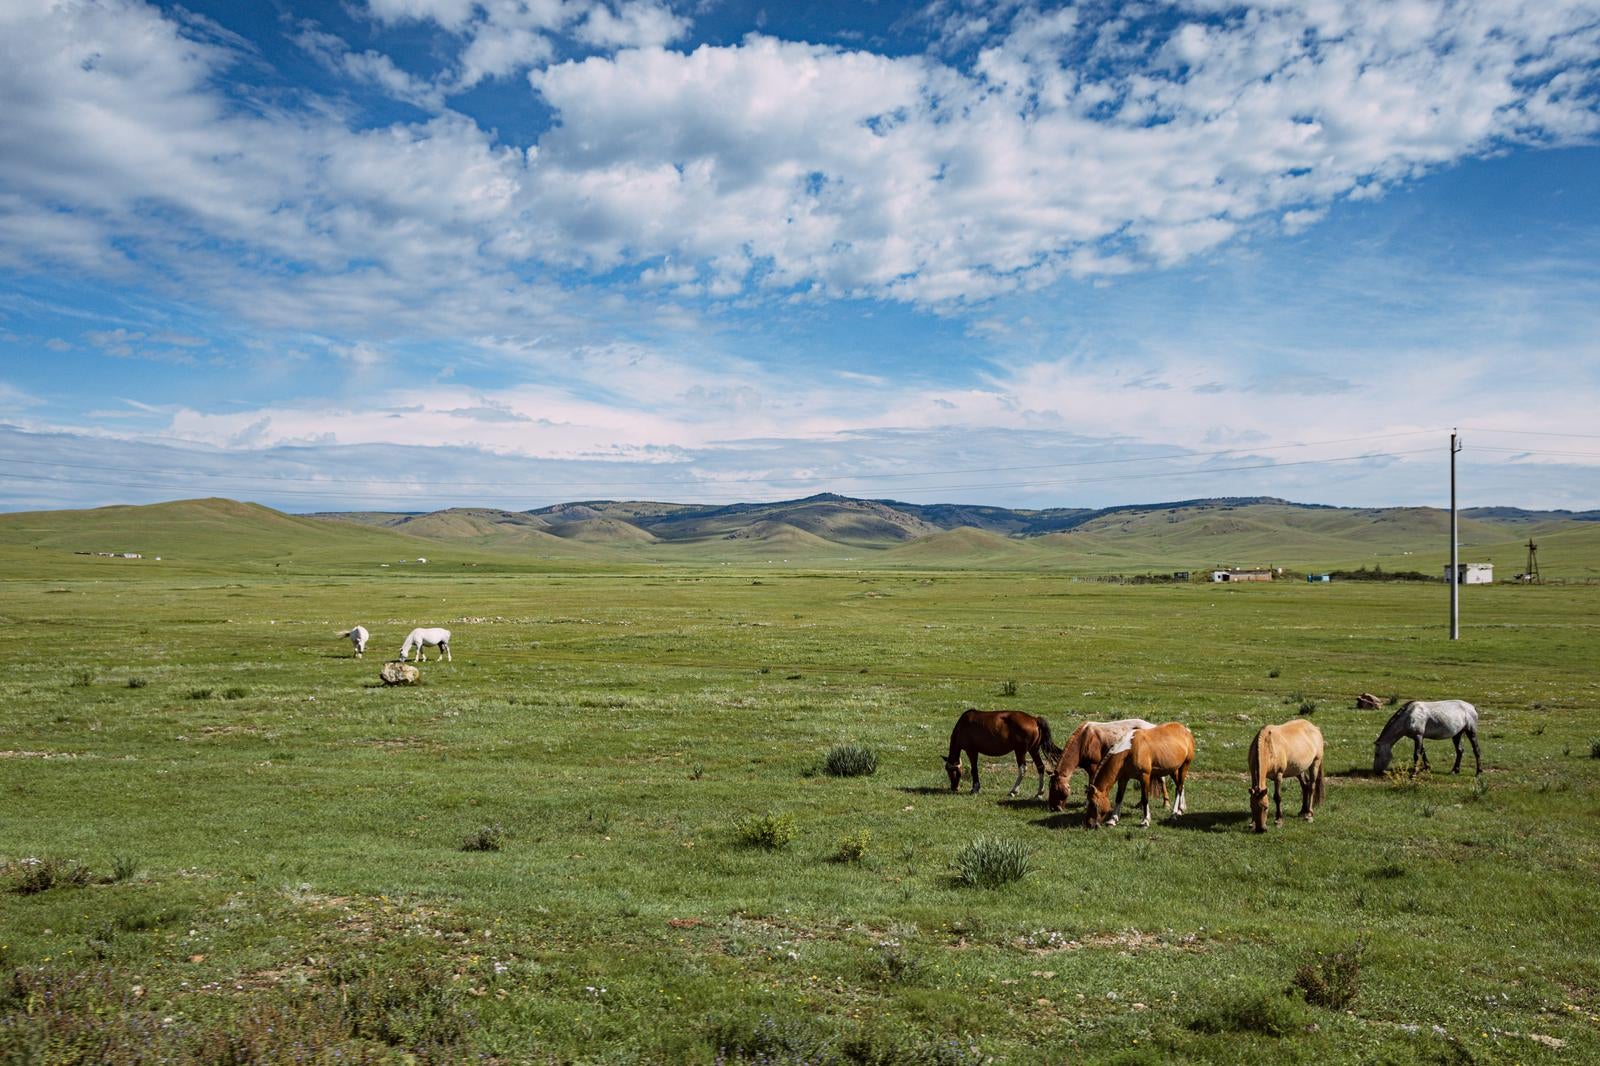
[1046, 719, 1163, 812]
[1084, 722, 1194, 828]
[1249, 719, 1325, 833]
[944, 709, 1061, 797]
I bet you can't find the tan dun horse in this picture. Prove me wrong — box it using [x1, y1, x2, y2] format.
[1046, 719, 1162, 812]
[944, 709, 1061, 797]
[1248, 718, 1325, 833]
[1085, 722, 1194, 828]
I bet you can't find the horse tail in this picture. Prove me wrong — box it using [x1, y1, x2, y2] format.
[1313, 756, 1326, 807]
[338, 629, 352, 638]
[1036, 716, 1061, 759]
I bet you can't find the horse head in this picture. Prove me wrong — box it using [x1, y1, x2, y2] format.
[1046, 770, 1071, 812]
[1249, 786, 1270, 833]
[1083, 784, 1112, 828]
[943, 756, 962, 791]
[1372, 740, 1393, 775]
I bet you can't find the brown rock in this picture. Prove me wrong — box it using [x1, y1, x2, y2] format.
[1355, 693, 1384, 710]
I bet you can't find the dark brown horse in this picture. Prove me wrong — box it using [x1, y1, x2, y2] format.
[1046, 718, 1159, 811]
[944, 709, 1060, 797]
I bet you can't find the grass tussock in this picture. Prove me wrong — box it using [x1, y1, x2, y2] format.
[5, 857, 96, 895]
[952, 836, 1029, 888]
[823, 743, 878, 778]
[1187, 983, 1308, 1038]
[459, 824, 506, 852]
[833, 828, 871, 863]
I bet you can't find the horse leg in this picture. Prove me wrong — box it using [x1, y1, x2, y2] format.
[1273, 774, 1283, 826]
[1410, 737, 1423, 776]
[1138, 772, 1154, 828]
[1298, 771, 1313, 820]
[1451, 733, 1464, 774]
[968, 750, 980, 794]
[1030, 747, 1046, 799]
[1172, 764, 1188, 818]
[1008, 751, 1025, 797]
[443, 641, 451, 663]
[1109, 777, 1129, 826]
[1468, 729, 1482, 775]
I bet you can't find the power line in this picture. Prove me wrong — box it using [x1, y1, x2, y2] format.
[1459, 426, 1600, 441]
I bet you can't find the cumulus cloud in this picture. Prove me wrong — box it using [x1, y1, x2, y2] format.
[0, 0, 1597, 325]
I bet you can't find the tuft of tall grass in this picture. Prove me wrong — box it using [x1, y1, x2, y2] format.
[952, 836, 1030, 888]
[5, 857, 95, 895]
[833, 828, 871, 863]
[1187, 982, 1308, 1037]
[125, 677, 147, 690]
[459, 824, 505, 852]
[823, 743, 878, 778]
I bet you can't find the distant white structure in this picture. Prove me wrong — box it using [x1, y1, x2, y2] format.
[1445, 562, 1494, 585]
[1212, 568, 1273, 583]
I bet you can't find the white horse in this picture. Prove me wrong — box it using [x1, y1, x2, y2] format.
[1373, 700, 1480, 776]
[339, 626, 369, 658]
[399, 627, 452, 663]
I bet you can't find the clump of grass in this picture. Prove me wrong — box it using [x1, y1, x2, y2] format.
[823, 743, 878, 778]
[125, 677, 147, 690]
[6, 857, 95, 895]
[1292, 940, 1365, 1010]
[187, 688, 214, 701]
[834, 828, 871, 863]
[1188, 982, 1308, 1037]
[68, 670, 93, 688]
[1366, 861, 1407, 880]
[1298, 698, 1318, 715]
[867, 941, 924, 984]
[733, 813, 796, 851]
[109, 855, 140, 883]
[460, 824, 505, 852]
[221, 686, 248, 700]
[998, 679, 1018, 697]
[1267, 668, 1280, 678]
[952, 836, 1030, 888]
[1589, 739, 1600, 760]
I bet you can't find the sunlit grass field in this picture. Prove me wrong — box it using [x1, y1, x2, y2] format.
[2, 551, 1598, 1062]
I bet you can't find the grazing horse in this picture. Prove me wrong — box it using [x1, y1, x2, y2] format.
[1249, 718, 1325, 832]
[1085, 722, 1194, 828]
[1046, 719, 1161, 812]
[339, 626, 369, 658]
[1373, 700, 1480, 776]
[398, 627, 452, 663]
[943, 709, 1061, 798]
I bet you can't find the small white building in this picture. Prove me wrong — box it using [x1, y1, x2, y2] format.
[1212, 568, 1273, 583]
[1445, 562, 1494, 585]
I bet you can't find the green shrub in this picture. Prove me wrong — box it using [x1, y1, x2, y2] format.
[834, 828, 871, 863]
[1298, 699, 1318, 715]
[68, 670, 93, 687]
[998, 679, 1018, 697]
[1589, 739, 1600, 760]
[1292, 940, 1365, 1010]
[823, 743, 878, 778]
[221, 686, 248, 700]
[952, 836, 1030, 888]
[125, 677, 147, 689]
[1188, 983, 1307, 1037]
[734, 813, 796, 851]
[109, 855, 140, 883]
[187, 688, 213, 700]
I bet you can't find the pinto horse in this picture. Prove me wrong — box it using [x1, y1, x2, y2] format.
[1046, 719, 1161, 812]
[1085, 722, 1194, 828]
[1249, 718, 1325, 832]
[943, 709, 1061, 798]
[399, 627, 452, 663]
[1373, 700, 1480, 776]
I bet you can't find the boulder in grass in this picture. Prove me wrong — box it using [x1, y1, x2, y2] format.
[1355, 692, 1384, 710]
[381, 662, 420, 686]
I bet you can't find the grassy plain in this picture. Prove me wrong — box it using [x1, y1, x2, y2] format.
[2, 529, 1599, 1063]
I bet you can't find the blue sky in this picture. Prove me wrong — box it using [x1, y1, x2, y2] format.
[2, 0, 1599, 513]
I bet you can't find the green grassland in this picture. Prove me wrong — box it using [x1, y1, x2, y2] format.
[1, 502, 1599, 1063]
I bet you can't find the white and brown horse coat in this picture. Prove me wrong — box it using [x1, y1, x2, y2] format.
[1085, 722, 1194, 828]
[1249, 718, 1325, 832]
[1046, 719, 1159, 811]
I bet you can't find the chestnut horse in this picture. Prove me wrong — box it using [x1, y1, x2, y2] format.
[1248, 718, 1325, 833]
[1085, 722, 1194, 828]
[943, 709, 1061, 797]
[1046, 719, 1161, 812]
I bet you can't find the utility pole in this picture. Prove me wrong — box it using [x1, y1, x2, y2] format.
[1450, 429, 1462, 640]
